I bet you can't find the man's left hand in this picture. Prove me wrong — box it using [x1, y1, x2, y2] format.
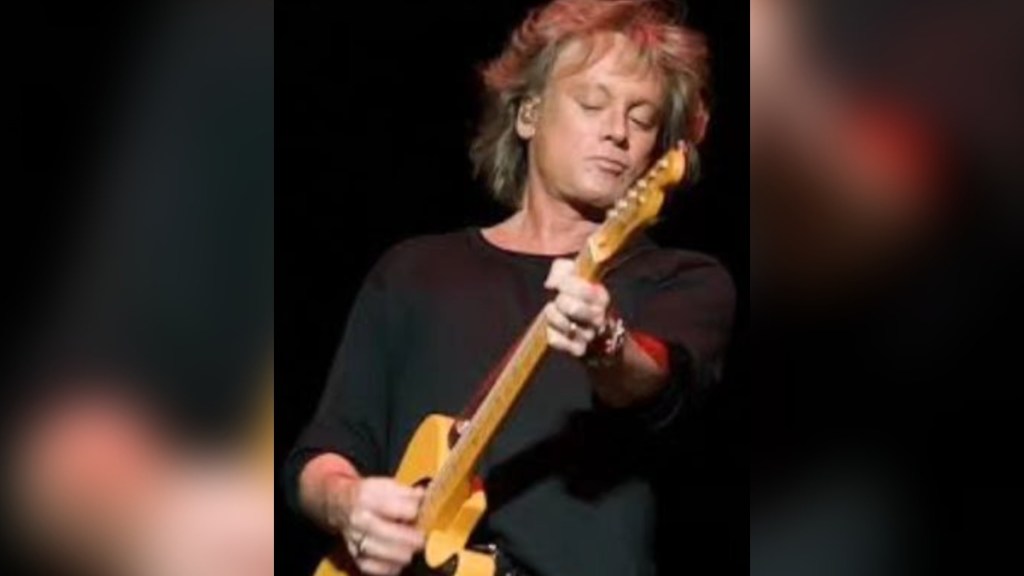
[543, 258, 612, 357]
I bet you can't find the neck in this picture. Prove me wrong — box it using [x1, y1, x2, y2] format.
[486, 183, 601, 256]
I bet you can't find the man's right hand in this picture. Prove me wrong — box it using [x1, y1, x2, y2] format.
[327, 476, 426, 576]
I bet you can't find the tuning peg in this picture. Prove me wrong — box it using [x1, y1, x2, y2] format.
[657, 157, 669, 169]
[608, 208, 619, 219]
[627, 189, 638, 199]
[615, 198, 628, 209]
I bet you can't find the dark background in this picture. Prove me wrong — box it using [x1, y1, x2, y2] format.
[3, 1, 274, 574]
[277, 1, 748, 574]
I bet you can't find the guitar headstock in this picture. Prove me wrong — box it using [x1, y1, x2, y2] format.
[585, 145, 688, 265]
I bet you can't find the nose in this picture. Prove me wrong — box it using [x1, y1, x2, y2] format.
[601, 110, 629, 148]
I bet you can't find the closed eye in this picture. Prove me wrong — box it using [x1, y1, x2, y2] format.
[630, 116, 655, 130]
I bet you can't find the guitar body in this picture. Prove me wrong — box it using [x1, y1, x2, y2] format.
[313, 415, 496, 576]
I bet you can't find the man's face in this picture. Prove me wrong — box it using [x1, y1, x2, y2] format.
[519, 32, 666, 209]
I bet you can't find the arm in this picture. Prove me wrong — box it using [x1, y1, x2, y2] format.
[543, 259, 673, 409]
[296, 451, 425, 574]
[543, 255, 734, 416]
[297, 452, 364, 534]
[283, 244, 427, 575]
[584, 328, 672, 408]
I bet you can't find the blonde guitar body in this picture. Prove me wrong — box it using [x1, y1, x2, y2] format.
[313, 415, 495, 576]
[310, 145, 688, 576]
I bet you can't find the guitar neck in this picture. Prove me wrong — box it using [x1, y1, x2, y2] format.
[417, 250, 600, 529]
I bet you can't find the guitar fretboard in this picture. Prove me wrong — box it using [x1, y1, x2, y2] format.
[416, 250, 598, 530]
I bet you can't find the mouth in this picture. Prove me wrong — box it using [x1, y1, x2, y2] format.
[590, 157, 628, 176]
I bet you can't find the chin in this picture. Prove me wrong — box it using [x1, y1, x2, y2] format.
[594, 186, 628, 207]
[567, 169, 629, 201]
[564, 189, 619, 219]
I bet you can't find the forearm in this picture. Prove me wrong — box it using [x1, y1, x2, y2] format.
[297, 452, 362, 533]
[587, 331, 670, 408]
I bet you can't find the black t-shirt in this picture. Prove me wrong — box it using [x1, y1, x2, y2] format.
[285, 227, 734, 576]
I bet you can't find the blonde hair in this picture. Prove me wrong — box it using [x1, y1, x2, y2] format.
[470, 0, 710, 208]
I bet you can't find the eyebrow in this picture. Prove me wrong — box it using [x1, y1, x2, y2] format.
[590, 81, 660, 111]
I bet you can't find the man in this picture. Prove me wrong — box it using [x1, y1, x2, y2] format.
[285, 1, 734, 575]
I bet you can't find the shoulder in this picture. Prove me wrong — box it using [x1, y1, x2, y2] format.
[621, 236, 735, 298]
[363, 229, 473, 286]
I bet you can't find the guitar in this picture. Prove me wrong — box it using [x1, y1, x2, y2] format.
[314, 145, 688, 576]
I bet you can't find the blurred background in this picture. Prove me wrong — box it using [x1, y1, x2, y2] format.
[2, 1, 272, 575]
[277, 0, 748, 575]
[750, 1, 1022, 575]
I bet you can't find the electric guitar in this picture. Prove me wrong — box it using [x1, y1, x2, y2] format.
[314, 145, 688, 576]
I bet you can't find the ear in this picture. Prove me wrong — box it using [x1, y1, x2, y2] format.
[689, 99, 710, 144]
[515, 96, 540, 139]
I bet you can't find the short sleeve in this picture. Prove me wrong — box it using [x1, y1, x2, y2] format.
[599, 252, 736, 432]
[281, 253, 403, 513]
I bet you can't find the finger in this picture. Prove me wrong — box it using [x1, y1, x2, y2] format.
[359, 516, 425, 564]
[546, 304, 595, 343]
[543, 302, 575, 334]
[344, 528, 372, 560]
[589, 282, 610, 309]
[370, 515, 426, 549]
[554, 293, 603, 328]
[361, 478, 422, 502]
[358, 530, 420, 566]
[347, 506, 374, 535]
[356, 556, 403, 576]
[366, 491, 421, 523]
[546, 326, 587, 357]
[557, 276, 609, 308]
[358, 480, 422, 522]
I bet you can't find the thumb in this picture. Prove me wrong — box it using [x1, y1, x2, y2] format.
[544, 258, 574, 289]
